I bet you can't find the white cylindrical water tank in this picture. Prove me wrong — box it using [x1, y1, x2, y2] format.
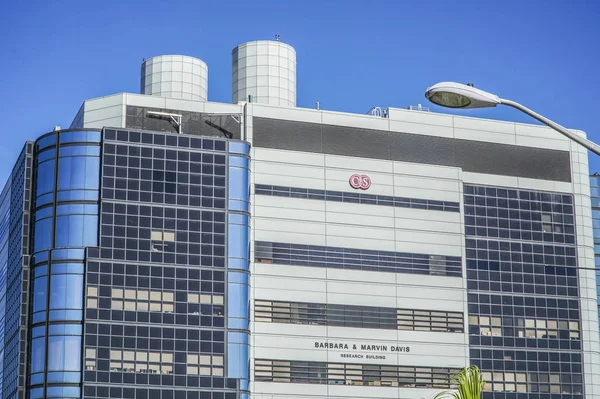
[232, 40, 296, 107]
[141, 55, 208, 101]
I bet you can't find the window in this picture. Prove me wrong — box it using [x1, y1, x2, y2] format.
[47, 335, 81, 372]
[186, 354, 224, 376]
[49, 274, 83, 312]
[109, 288, 174, 313]
[255, 300, 463, 333]
[151, 230, 175, 252]
[481, 370, 577, 394]
[30, 338, 45, 375]
[255, 241, 462, 277]
[87, 285, 98, 309]
[32, 276, 48, 318]
[85, 347, 96, 371]
[255, 184, 460, 213]
[255, 359, 458, 388]
[106, 349, 173, 374]
[469, 315, 580, 341]
[57, 155, 99, 191]
[36, 158, 56, 197]
[228, 160, 250, 212]
[55, 214, 98, 248]
[34, 218, 53, 252]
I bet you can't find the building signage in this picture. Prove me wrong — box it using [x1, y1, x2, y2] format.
[314, 341, 410, 360]
[349, 174, 371, 190]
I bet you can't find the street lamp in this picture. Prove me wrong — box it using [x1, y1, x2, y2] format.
[424, 81, 600, 156]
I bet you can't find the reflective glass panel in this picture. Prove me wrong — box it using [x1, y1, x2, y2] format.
[34, 219, 53, 252]
[228, 164, 249, 212]
[227, 331, 249, 387]
[32, 276, 47, 313]
[30, 337, 45, 374]
[57, 156, 99, 191]
[36, 159, 55, 196]
[228, 216, 250, 268]
[59, 130, 101, 143]
[55, 215, 98, 248]
[229, 142, 250, 155]
[37, 134, 57, 150]
[228, 272, 249, 329]
[47, 335, 81, 371]
[49, 274, 83, 311]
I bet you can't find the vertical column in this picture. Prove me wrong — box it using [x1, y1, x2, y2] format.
[226, 141, 250, 395]
[571, 141, 600, 399]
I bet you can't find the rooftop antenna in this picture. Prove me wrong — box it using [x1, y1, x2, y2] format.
[275, 34, 280, 41]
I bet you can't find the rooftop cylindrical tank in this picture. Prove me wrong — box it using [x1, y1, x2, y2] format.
[141, 55, 208, 101]
[232, 40, 296, 107]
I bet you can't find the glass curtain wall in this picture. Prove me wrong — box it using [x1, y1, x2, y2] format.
[0, 143, 33, 399]
[226, 142, 250, 397]
[29, 130, 101, 399]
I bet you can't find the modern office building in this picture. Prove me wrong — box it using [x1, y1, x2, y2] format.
[0, 39, 599, 399]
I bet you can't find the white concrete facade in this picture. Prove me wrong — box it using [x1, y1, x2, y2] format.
[247, 115, 469, 399]
[245, 103, 600, 399]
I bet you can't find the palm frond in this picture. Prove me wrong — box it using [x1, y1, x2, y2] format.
[432, 365, 484, 399]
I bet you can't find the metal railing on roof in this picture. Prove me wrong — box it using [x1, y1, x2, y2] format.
[366, 107, 389, 118]
[407, 104, 430, 112]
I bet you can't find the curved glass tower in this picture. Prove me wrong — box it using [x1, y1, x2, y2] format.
[15, 126, 250, 399]
[29, 129, 101, 399]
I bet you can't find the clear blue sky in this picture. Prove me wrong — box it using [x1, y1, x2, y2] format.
[1, 0, 599, 183]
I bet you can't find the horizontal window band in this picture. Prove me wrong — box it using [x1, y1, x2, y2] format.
[255, 241, 462, 278]
[255, 299, 464, 333]
[255, 184, 459, 212]
[254, 359, 460, 389]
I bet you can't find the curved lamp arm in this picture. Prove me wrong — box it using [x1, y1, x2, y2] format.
[500, 98, 600, 156]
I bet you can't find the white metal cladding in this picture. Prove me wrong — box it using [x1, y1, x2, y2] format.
[232, 40, 296, 107]
[141, 55, 208, 101]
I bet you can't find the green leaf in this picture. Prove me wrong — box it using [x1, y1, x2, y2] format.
[432, 365, 484, 399]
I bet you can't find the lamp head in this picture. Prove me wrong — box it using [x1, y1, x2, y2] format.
[425, 82, 501, 109]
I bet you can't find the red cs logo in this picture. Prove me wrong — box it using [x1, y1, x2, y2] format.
[349, 174, 371, 190]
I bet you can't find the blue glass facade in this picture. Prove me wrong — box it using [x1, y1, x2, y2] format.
[465, 184, 583, 398]
[80, 128, 249, 399]
[29, 130, 101, 399]
[0, 143, 33, 399]
[0, 126, 252, 399]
